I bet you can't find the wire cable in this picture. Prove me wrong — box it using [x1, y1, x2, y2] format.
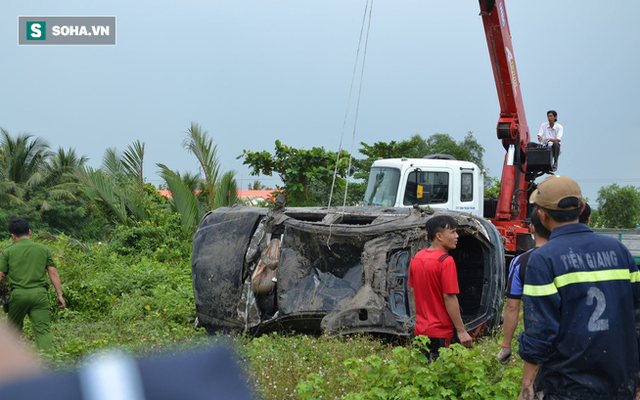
[327, 0, 374, 209]
[341, 1, 374, 213]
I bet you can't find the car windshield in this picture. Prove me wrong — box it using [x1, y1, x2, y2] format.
[363, 167, 400, 206]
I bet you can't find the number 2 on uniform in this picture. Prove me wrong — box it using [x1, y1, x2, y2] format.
[586, 286, 609, 332]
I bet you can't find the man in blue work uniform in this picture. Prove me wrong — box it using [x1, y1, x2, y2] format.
[497, 206, 551, 364]
[518, 175, 640, 400]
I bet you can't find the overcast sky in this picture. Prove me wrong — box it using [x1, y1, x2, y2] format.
[2, 1, 639, 206]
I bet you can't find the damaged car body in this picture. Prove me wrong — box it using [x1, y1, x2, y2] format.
[192, 205, 504, 338]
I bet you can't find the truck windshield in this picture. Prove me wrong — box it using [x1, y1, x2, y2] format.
[363, 167, 400, 206]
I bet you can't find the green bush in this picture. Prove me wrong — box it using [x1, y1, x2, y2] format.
[58, 281, 112, 318]
[107, 212, 191, 262]
[0, 193, 108, 242]
[297, 336, 521, 400]
[23, 215, 205, 363]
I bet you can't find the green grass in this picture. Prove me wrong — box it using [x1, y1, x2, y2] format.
[242, 333, 398, 399]
[1, 232, 524, 399]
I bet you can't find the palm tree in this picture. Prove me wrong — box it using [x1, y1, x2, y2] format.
[0, 129, 51, 187]
[182, 122, 221, 211]
[76, 166, 129, 224]
[75, 140, 149, 225]
[157, 164, 201, 232]
[45, 147, 89, 185]
[178, 171, 202, 193]
[248, 180, 267, 190]
[157, 122, 239, 232]
[214, 170, 238, 207]
[121, 141, 146, 198]
[0, 129, 53, 208]
[37, 147, 89, 212]
[0, 179, 23, 208]
[0, 129, 106, 238]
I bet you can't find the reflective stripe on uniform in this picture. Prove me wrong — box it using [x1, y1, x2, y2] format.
[523, 282, 557, 297]
[555, 269, 631, 288]
[523, 268, 636, 297]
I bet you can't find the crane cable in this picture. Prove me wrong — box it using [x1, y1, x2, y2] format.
[327, 0, 374, 211]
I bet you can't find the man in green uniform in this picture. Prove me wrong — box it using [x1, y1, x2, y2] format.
[0, 219, 65, 351]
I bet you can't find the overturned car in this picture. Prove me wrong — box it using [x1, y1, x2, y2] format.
[192, 205, 504, 338]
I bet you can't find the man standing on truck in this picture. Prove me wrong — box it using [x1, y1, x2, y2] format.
[518, 175, 640, 400]
[537, 110, 563, 171]
[496, 206, 550, 364]
[409, 215, 473, 360]
[0, 219, 65, 351]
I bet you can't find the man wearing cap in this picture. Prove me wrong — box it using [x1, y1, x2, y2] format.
[517, 175, 640, 400]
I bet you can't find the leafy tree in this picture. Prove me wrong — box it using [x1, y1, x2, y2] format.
[239, 133, 485, 207]
[355, 132, 488, 200]
[308, 175, 362, 207]
[484, 177, 501, 199]
[239, 140, 351, 207]
[358, 132, 485, 172]
[596, 184, 640, 228]
[358, 134, 428, 161]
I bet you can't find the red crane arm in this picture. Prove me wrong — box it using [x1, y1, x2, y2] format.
[478, 0, 530, 149]
[478, 0, 531, 250]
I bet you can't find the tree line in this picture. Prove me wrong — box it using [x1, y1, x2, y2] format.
[0, 123, 238, 239]
[1, 125, 637, 242]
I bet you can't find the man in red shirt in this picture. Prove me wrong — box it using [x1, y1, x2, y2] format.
[409, 214, 473, 359]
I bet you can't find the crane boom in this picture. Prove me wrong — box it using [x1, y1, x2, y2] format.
[478, 0, 553, 252]
[479, 0, 530, 220]
[479, 0, 530, 148]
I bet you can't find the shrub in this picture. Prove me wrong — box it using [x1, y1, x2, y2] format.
[107, 212, 191, 262]
[298, 336, 521, 400]
[58, 281, 112, 318]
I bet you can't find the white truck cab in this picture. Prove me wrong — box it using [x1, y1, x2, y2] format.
[363, 156, 484, 216]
